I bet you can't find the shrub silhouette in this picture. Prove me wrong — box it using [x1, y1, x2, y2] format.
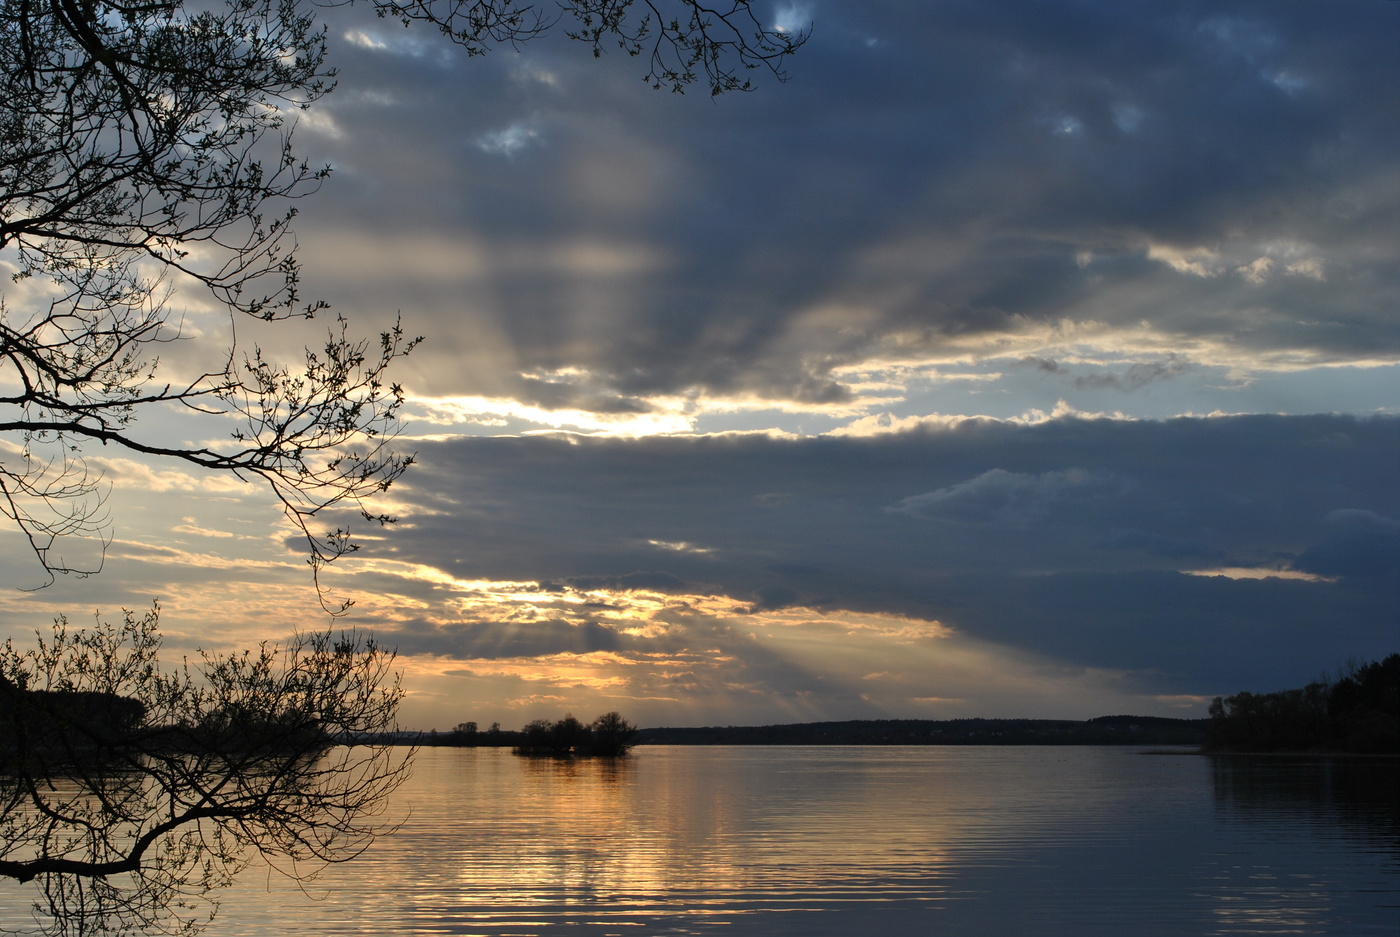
[512, 712, 637, 757]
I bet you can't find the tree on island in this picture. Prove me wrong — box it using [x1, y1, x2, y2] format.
[589, 711, 640, 756]
[0, 0, 799, 931]
[514, 712, 638, 757]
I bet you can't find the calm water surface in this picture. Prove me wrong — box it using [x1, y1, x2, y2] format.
[138, 747, 1400, 934]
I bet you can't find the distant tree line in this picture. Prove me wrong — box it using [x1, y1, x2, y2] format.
[1207, 654, 1400, 754]
[426, 721, 512, 746]
[635, 715, 1211, 746]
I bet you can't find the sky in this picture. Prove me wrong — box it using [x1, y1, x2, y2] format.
[1, 0, 1397, 730]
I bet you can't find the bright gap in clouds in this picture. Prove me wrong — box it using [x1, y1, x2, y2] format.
[399, 312, 1400, 439]
[772, 3, 813, 36]
[323, 572, 1196, 730]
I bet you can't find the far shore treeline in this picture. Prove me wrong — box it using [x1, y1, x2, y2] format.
[22, 658, 1391, 758]
[414, 714, 1214, 748]
[639, 715, 1212, 746]
[412, 654, 1397, 754]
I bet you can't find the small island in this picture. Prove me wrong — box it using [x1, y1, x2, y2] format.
[421, 712, 639, 757]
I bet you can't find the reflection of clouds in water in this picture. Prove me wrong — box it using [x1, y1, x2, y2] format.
[194, 747, 1398, 936]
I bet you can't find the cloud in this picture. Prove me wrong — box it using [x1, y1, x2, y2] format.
[294, 108, 344, 140]
[543, 571, 694, 593]
[1018, 355, 1191, 392]
[1147, 243, 1222, 278]
[888, 468, 1122, 524]
[88, 458, 249, 494]
[388, 617, 626, 659]
[340, 413, 1399, 698]
[289, 0, 1398, 426]
[1238, 257, 1273, 285]
[773, 3, 814, 36]
[1292, 509, 1400, 580]
[340, 27, 438, 59]
[1098, 529, 1224, 562]
[1072, 356, 1190, 391]
[1286, 257, 1326, 281]
[475, 122, 541, 157]
[341, 29, 388, 51]
[7, 1, 1392, 731]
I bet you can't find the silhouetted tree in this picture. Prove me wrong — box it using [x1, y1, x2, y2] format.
[518, 718, 556, 755]
[589, 711, 638, 756]
[1208, 654, 1400, 753]
[513, 712, 637, 757]
[0, 607, 411, 936]
[0, 0, 804, 596]
[1328, 654, 1400, 753]
[550, 714, 588, 753]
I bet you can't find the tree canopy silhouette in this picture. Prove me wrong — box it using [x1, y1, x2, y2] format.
[0, 607, 411, 935]
[513, 711, 638, 756]
[1207, 654, 1400, 754]
[0, 0, 805, 597]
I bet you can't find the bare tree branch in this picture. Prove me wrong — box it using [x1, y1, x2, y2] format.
[1, 0, 803, 603]
[0, 607, 412, 936]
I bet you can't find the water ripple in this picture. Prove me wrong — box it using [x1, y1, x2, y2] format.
[181, 747, 1400, 937]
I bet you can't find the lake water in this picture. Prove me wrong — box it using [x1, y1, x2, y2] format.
[11, 746, 1399, 935]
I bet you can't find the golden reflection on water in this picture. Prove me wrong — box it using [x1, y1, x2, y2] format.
[171, 747, 1399, 936]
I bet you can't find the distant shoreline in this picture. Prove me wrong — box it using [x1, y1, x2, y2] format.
[630, 715, 1210, 747]
[400, 715, 1211, 748]
[388, 717, 1400, 756]
[399, 712, 1395, 754]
